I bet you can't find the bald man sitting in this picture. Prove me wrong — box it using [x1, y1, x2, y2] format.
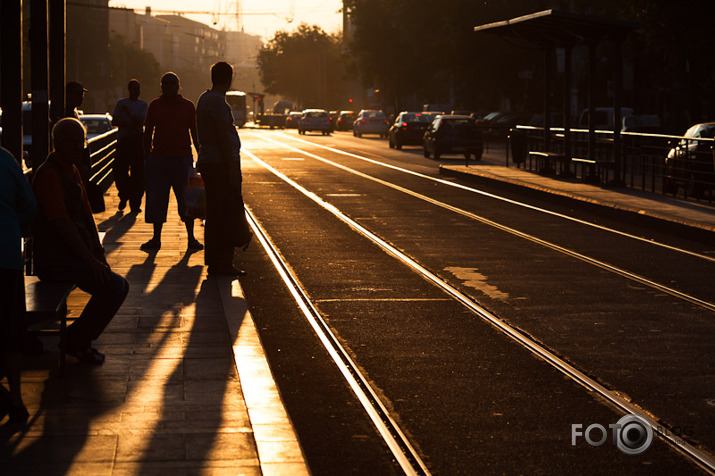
[32, 118, 129, 364]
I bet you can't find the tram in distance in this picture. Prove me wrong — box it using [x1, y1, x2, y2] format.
[226, 91, 247, 128]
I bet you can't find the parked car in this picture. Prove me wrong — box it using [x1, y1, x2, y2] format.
[285, 111, 302, 129]
[353, 110, 389, 137]
[578, 107, 634, 130]
[336, 111, 355, 131]
[621, 114, 661, 133]
[298, 109, 331, 135]
[388, 111, 433, 150]
[665, 122, 715, 197]
[423, 115, 484, 160]
[79, 113, 115, 139]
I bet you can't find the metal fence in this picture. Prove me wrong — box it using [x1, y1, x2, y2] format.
[23, 128, 118, 191]
[505, 125, 715, 203]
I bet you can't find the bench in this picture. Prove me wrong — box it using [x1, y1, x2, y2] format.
[23, 231, 106, 375]
[571, 157, 615, 183]
[528, 151, 563, 175]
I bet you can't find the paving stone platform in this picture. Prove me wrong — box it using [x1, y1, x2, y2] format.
[2, 183, 308, 476]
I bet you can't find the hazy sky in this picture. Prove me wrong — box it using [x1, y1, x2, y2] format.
[108, 0, 344, 39]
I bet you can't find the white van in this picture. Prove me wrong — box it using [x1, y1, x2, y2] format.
[578, 107, 634, 130]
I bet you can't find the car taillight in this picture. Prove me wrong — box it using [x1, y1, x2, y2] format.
[402, 124, 407, 129]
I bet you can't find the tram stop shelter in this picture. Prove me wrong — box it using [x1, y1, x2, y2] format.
[474, 9, 637, 183]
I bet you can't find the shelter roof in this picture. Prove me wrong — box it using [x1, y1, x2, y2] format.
[473, 9, 637, 47]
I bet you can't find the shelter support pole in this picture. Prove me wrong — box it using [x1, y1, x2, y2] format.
[562, 45, 573, 176]
[587, 40, 596, 162]
[612, 39, 624, 185]
[49, 0, 65, 125]
[0, 0, 24, 163]
[32, 0, 50, 169]
[543, 48, 552, 151]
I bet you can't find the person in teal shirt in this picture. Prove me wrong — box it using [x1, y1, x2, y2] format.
[0, 146, 37, 425]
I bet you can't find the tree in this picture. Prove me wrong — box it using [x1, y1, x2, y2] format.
[257, 24, 349, 109]
[108, 34, 161, 95]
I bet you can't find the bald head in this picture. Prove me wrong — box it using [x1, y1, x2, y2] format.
[52, 118, 86, 164]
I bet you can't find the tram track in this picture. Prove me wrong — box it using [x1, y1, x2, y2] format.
[255, 131, 715, 264]
[244, 135, 715, 313]
[242, 148, 715, 474]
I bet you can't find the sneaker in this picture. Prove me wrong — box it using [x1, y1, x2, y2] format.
[140, 238, 161, 251]
[118, 199, 127, 211]
[67, 346, 105, 364]
[187, 239, 204, 251]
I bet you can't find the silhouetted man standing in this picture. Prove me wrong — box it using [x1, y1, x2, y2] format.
[196, 62, 251, 276]
[112, 79, 148, 213]
[141, 72, 202, 251]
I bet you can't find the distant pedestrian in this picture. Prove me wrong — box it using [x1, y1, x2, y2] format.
[141, 72, 202, 251]
[196, 61, 252, 276]
[0, 146, 37, 425]
[63, 81, 92, 190]
[32, 118, 128, 364]
[112, 79, 148, 213]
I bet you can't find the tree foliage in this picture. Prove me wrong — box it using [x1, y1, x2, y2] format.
[108, 34, 161, 93]
[344, 0, 715, 128]
[257, 24, 349, 109]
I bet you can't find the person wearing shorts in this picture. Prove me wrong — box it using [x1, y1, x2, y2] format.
[141, 72, 202, 252]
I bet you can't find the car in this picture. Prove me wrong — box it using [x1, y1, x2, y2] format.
[664, 122, 715, 197]
[298, 109, 331, 135]
[79, 113, 115, 139]
[328, 110, 339, 131]
[353, 110, 389, 137]
[336, 111, 355, 131]
[423, 115, 484, 160]
[285, 111, 302, 129]
[388, 111, 434, 150]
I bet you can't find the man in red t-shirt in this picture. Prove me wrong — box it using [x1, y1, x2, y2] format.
[141, 72, 202, 251]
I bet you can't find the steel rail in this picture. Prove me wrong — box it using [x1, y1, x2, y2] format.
[245, 136, 715, 313]
[259, 131, 715, 264]
[245, 150, 715, 474]
[243, 196, 431, 476]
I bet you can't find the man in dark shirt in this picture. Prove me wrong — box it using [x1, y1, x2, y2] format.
[32, 118, 128, 364]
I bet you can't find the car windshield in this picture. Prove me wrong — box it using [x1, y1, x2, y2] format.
[306, 111, 327, 118]
[402, 113, 432, 123]
[443, 118, 475, 128]
[364, 111, 385, 119]
[81, 119, 112, 134]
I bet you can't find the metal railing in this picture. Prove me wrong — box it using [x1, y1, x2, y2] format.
[87, 128, 118, 191]
[507, 125, 715, 203]
[23, 128, 118, 191]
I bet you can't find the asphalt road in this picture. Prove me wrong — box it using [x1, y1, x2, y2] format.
[234, 128, 713, 475]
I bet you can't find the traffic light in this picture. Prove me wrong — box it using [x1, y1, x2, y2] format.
[348, 97, 353, 104]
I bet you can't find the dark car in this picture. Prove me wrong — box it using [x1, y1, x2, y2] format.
[336, 111, 355, 131]
[388, 111, 434, 150]
[285, 111, 302, 129]
[665, 122, 715, 197]
[423, 115, 484, 160]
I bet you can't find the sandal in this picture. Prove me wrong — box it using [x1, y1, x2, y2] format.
[67, 347, 106, 365]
